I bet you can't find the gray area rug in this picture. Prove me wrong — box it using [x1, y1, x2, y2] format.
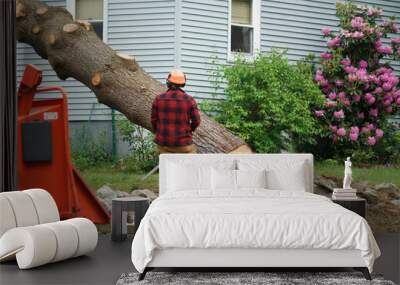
[116, 272, 396, 285]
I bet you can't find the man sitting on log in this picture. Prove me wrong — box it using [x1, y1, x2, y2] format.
[151, 70, 201, 154]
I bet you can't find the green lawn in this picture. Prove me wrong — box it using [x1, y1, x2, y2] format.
[79, 165, 159, 193]
[79, 161, 399, 193]
[315, 161, 400, 187]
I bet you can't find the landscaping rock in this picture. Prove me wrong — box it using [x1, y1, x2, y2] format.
[96, 185, 117, 213]
[96, 185, 117, 199]
[314, 176, 400, 233]
[314, 176, 337, 191]
[130, 189, 158, 202]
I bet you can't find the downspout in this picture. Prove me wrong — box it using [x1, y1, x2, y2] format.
[111, 109, 117, 161]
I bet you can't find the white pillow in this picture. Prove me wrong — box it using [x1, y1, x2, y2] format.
[167, 163, 212, 192]
[212, 168, 237, 191]
[238, 159, 308, 191]
[236, 169, 267, 189]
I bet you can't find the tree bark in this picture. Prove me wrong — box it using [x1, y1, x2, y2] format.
[15, 0, 252, 153]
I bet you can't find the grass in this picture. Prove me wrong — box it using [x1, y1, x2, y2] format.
[78, 161, 399, 193]
[79, 165, 159, 193]
[315, 161, 400, 187]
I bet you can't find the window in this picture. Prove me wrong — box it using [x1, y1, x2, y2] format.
[229, 0, 260, 58]
[67, 0, 104, 40]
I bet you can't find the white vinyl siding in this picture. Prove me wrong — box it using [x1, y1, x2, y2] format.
[17, 0, 110, 121]
[107, 0, 175, 81]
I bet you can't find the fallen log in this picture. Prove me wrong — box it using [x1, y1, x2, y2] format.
[15, 0, 252, 153]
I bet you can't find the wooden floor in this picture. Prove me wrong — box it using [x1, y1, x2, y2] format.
[0, 233, 398, 285]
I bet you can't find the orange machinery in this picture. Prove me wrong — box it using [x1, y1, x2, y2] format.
[17, 64, 110, 224]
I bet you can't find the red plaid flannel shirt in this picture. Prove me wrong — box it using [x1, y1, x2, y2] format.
[151, 88, 201, 146]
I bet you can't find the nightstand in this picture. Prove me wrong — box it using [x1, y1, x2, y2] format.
[332, 198, 366, 218]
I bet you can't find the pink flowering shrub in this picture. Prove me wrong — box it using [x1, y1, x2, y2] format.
[314, 3, 399, 148]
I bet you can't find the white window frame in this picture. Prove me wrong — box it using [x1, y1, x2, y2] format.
[228, 0, 261, 62]
[66, 0, 108, 43]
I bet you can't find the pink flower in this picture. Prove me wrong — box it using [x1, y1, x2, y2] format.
[325, 101, 337, 108]
[357, 112, 365, 119]
[369, 108, 378, 117]
[367, 136, 376, 146]
[350, 126, 360, 134]
[375, 129, 384, 138]
[338, 92, 346, 99]
[322, 27, 332, 36]
[334, 109, 345, 119]
[375, 40, 382, 48]
[374, 87, 383, 94]
[328, 92, 337, 100]
[377, 46, 393, 54]
[386, 106, 393, 113]
[352, 31, 364, 39]
[348, 74, 358, 82]
[341, 58, 351, 66]
[327, 37, 341, 48]
[353, 95, 361, 102]
[321, 52, 333, 60]
[330, 125, 338, 132]
[342, 30, 352, 38]
[367, 96, 376, 105]
[367, 123, 375, 131]
[351, 17, 365, 29]
[349, 132, 359, 141]
[344, 66, 357, 73]
[361, 126, 370, 133]
[396, 97, 400, 106]
[391, 38, 400, 44]
[335, 80, 343, 87]
[315, 110, 325, 117]
[383, 82, 393, 91]
[337, 128, 346, 137]
[367, 7, 382, 16]
[359, 60, 368, 69]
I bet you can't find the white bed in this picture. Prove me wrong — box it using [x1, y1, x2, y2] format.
[131, 154, 380, 280]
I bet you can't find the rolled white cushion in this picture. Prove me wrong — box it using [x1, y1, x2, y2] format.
[42, 221, 79, 262]
[0, 226, 57, 269]
[65, 218, 98, 257]
[24, 189, 60, 224]
[0, 192, 39, 227]
[0, 196, 17, 237]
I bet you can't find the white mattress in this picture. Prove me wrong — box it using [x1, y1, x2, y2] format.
[131, 190, 380, 273]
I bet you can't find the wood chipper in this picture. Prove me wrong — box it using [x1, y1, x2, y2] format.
[17, 64, 110, 224]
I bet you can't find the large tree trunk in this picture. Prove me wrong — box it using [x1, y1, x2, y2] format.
[15, 0, 251, 153]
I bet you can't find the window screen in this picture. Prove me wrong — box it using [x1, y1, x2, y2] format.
[76, 0, 103, 20]
[231, 26, 253, 53]
[76, 0, 103, 39]
[232, 0, 252, 25]
[231, 0, 253, 54]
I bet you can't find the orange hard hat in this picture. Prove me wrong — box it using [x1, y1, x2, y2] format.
[167, 69, 186, 85]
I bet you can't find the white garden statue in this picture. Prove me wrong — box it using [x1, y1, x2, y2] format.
[343, 157, 352, 190]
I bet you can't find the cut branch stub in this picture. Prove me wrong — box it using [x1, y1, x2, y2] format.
[36, 6, 48, 15]
[16, 2, 26, 18]
[77, 20, 92, 31]
[63, 23, 80, 33]
[116, 53, 137, 71]
[91, 72, 102, 87]
[32, 25, 41, 34]
[48, 34, 56, 45]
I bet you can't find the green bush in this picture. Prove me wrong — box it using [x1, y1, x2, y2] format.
[205, 51, 324, 153]
[70, 125, 112, 170]
[116, 119, 157, 172]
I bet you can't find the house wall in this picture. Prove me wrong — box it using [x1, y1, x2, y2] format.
[16, 0, 399, 156]
[16, 0, 111, 121]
